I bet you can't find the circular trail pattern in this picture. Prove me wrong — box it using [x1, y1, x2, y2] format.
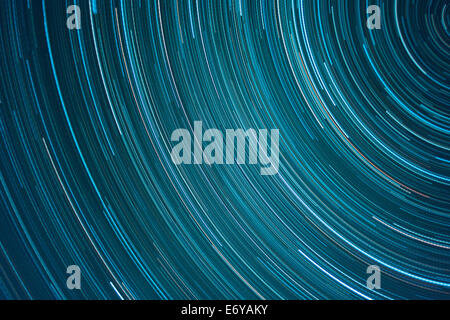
[0, 0, 448, 299]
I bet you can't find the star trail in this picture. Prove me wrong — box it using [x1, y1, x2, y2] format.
[0, 0, 449, 300]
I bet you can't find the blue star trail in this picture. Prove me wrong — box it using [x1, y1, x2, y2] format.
[0, 0, 448, 299]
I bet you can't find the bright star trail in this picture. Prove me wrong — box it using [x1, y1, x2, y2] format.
[0, 0, 449, 299]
